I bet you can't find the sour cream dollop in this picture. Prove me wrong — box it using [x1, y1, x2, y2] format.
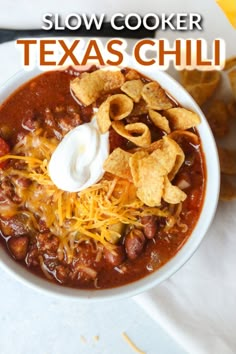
[48, 117, 109, 192]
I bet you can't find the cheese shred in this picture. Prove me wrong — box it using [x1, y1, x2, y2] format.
[122, 332, 146, 354]
[1, 129, 170, 261]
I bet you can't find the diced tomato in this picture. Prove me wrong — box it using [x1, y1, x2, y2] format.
[0, 137, 10, 168]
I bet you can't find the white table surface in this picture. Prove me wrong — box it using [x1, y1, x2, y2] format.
[0, 270, 186, 354]
[0, 1, 188, 353]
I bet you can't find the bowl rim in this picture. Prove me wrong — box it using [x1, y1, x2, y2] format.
[0, 60, 220, 301]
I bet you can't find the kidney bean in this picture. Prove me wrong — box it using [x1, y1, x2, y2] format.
[8, 236, 29, 261]
[0, 125, 12, 140]
[141, 216, 158, 239]
[104, 245, 125, 266]
[15, 177, 32, 188]
[125, 229, 146, 260]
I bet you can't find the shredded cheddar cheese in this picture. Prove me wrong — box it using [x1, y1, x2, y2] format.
[0, 129, 170, 260]
[122, 332, 146, 354]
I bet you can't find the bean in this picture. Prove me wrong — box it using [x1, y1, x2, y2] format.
[0, 125, 12, 140]
[141, 216, 158, 239]
[104, 245, 125, 266]
[8, 236, 29, 261]
[125, 229, 145, 260]
[16, 177, 32, 188]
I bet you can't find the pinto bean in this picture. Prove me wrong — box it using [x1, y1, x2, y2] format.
[141, 216, 158, 239]
[8, 236, 29, 261]
[104, 245, 125, 266]
[125, 229, 146, 260]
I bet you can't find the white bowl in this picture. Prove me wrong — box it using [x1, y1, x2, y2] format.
[0, 60, 220, 301]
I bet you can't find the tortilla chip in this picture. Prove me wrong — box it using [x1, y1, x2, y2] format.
[144, 137, 184, 179]
[163, 108, 201, 130]
[97, 94, 133, 133]
[162, 136, 185, 180]
[131, 99, 149, 116]
[149, 109, 171, 133]
[125, 69, 141, 80]
[128, 135, 185, 206]
[102, 71, 125, 92]
[96, 99, 111, 133]
[141, 82, 174, 110]
[220, 175, 236, 201]
[136, 174, 164, 207]
[112, 121, 151, 147]
[205, 100, 230, 137]
[121, 80, 144, 103]
[180, 70, 221, 106]
[70, 70, 125, 106]
[218, 147, 236, 175]
[130, 136, 185, 178]
[224, 57, 236, 71]
[130, 139, 163, 154]
[129, 151, 164, 206]
[168, 130, 199, 145]
[228, 69, 236, 100]
[103, 148, 132, 181]
[108, 94, 134, 120]
[163, 177, 187, 204]
[129, 151, 150, 185]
